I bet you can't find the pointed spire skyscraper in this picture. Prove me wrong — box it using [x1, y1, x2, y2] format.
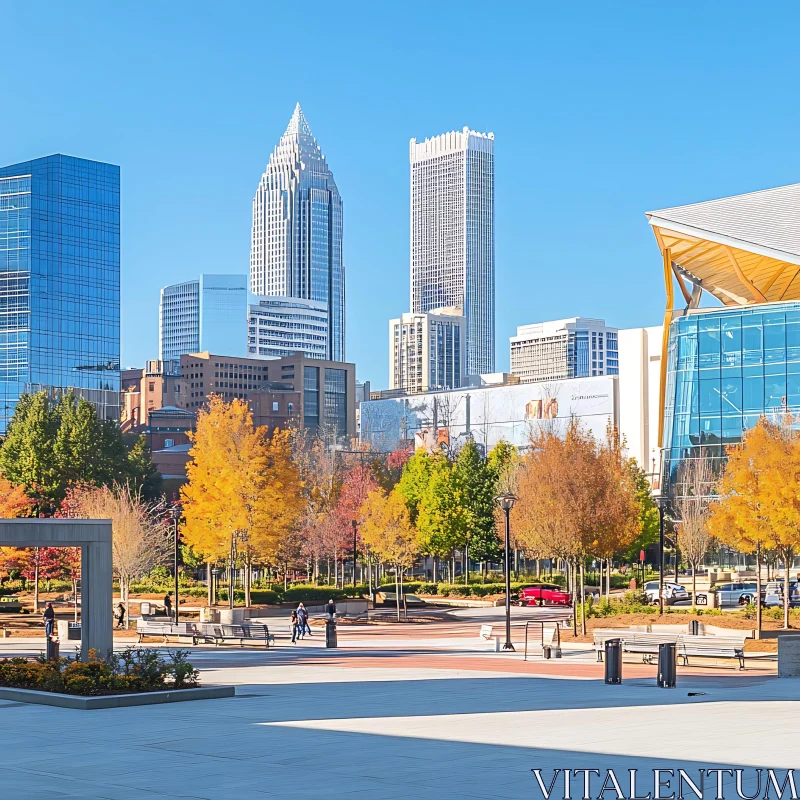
[250, 105, 344, 361]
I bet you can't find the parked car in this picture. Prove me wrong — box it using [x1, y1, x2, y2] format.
[714, 582, 759, 607]
[374, 589, 426, 607]
[644, 581, 689, 605]
[763, 579, 800, 608]
[517, 584, 571, 607]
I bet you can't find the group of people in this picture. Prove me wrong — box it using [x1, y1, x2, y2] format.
[290, 599, 336, 643]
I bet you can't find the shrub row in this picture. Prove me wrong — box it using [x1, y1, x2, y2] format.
[0, 648, 199, 696]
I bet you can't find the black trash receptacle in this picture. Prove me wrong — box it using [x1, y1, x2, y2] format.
[325, 618, 337, 648]
[658, 642, 677, 688]
[46, 636, 59, 661]
[689, 619, 699, 636]
[604, 638, 622, 684]
[542, 645, 552, 659]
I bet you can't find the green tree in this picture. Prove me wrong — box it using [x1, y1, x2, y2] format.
[396, 450, 436, 524]
[416, 456, 465, 575]
[621, 460, 660, 561]
[124, 434, 163, 500]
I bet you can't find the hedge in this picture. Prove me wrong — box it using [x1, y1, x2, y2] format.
[375, 580, 564, 598]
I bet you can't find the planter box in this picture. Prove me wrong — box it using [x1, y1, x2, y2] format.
[0, 684, 235, 710]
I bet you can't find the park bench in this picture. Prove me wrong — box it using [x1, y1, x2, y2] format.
[136, 620, 201, 645]
[202, 623, 274, 648]
[622, 632, 680, 663]
[677, 634, 747, 669]
[593, 629, 630, 661]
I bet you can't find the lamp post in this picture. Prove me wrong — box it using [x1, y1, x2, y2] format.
[351, 519, 358, 591]
[495, 492, 518, 651]
[170, 507, 181, 623]
[212, 567, 222, 606]
[656, 496, 669, 616]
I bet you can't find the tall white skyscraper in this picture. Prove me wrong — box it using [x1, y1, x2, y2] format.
[251, 104, 344, 361]
[410, 127, 494, 375]
[159, 274, 247, 362]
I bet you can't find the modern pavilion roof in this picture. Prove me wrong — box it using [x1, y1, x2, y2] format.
[646, 182, 800, 306]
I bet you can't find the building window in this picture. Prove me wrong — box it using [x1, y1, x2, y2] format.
[324, 368, 347, 435]
[165, 438, 174, 448]
[272, 401, 279, 412]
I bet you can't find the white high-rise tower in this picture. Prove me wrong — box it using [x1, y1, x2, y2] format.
[251, 104, 344, 361]
[410, 127, 494, 375]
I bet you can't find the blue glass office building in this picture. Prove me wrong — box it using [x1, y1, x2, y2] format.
[0, 155, 120, 433]
[662, 301, 800, 493]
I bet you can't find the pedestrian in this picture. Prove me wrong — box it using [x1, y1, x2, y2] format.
[43, 602, 55, 638]
[297, 603, 312, 637]
[116, 602, 126, 629]
[163, 591, 173, 620]
[290, 609, 299, 643]
[325, 598, 337, 618]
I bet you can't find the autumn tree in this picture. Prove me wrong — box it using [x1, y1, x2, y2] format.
[0, 475, 35, 519]
[710, 417, 800, 630]
[66, 484, 169, 626]
[360, 489, 419, 621]
[674, 452, 714, 604]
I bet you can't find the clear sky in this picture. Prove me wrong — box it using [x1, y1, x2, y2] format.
[3, 2, 800, 387]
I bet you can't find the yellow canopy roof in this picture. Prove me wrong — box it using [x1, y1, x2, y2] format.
[646, 182, 800, 306]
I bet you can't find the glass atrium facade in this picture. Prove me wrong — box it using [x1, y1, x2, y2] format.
[0, 155, 120, 433]
[662, 301, 800, 495]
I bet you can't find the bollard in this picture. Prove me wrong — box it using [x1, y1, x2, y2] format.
[325, 618, 337, 648]
[46, 636, 60, 662]
[604, 638, 622, 684]
[658, 642, 677, 688]
[689, 619, 699, 636]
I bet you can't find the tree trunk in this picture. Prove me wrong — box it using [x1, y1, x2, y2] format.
[395, 568, 401, 623]
[784, 548, 792, 630]
[432, 557, 438, 584]
[580, 559, 586, 636]
[571, 559, 577, 637]
[207, 562, 213, 607]
[464, 544, 469, 585]
[756, 543, 762, 639]
[691, 562, 697, 608]
[245, 557, 251, 608]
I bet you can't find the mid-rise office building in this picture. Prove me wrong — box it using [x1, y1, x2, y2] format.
[159, 274, 247, 362]
[510, 318, 619, 384]
[175, 351, 356, 438]
[410, 127, 494, 376]
[251, 105, 344, 361]
[0, 155, 120, 433]
[248, 296, 328, 359]
[121, 360, 181, 432]
[389, 306, 466, 394]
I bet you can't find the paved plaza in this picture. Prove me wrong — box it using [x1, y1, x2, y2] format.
[0, 614, 795, 800]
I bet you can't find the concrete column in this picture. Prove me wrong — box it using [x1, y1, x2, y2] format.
[80, 535, 113, 661]
[778, 635, 800, 677]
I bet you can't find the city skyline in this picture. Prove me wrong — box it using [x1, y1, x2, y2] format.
[5, 4, 800, 389]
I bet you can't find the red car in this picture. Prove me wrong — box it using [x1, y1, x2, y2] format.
[517, 584, 571, 607]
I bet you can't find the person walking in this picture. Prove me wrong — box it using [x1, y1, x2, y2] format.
[290, 609, 299, 644]
[163, 592, 173, 621]
[43, 602, 55, 638]
[297, 603, 311, 638]
[325, 598, 337, 618]
[116, 602, 126, 629]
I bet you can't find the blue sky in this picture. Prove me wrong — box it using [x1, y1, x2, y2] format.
[3, 2, 800, 387]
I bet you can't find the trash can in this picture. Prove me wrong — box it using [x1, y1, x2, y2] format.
[46, 636, 59, 661]
[542, 645, 552, 659]
[325, 618, 337, 648]
[140, 601, 151, 616]
[604, 638, 622, 684]
[658, 642, 677, 688]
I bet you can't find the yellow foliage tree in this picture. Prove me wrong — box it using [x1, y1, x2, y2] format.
[181, 397, 303, 606]
[710, 416, 800, 630]
[360, 489, 418, 621]
[0, 475, 35, 518]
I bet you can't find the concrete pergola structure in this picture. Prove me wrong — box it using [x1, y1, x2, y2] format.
[0, 519, 112, 660]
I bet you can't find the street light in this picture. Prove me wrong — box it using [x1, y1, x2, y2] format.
[655, 496, 670, 616]
[170, 506, 182, 623]
[495, 492, 518, 651]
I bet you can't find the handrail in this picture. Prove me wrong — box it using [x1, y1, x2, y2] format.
[523, 617, 563, 662]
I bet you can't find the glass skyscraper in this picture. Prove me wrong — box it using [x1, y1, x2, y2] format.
[250, 105, 344, 362]
[159, 274, 247, 362]
[663, 301, 800, 495]
[0, 155, 120, 433]
[410, 127, 495, 376]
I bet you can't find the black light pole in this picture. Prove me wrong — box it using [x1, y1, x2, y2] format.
[351, 519, 358, 591]
[171, 507, 181, 623]
[495, 492, 518, 651]
[657, 497, 667, 616]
